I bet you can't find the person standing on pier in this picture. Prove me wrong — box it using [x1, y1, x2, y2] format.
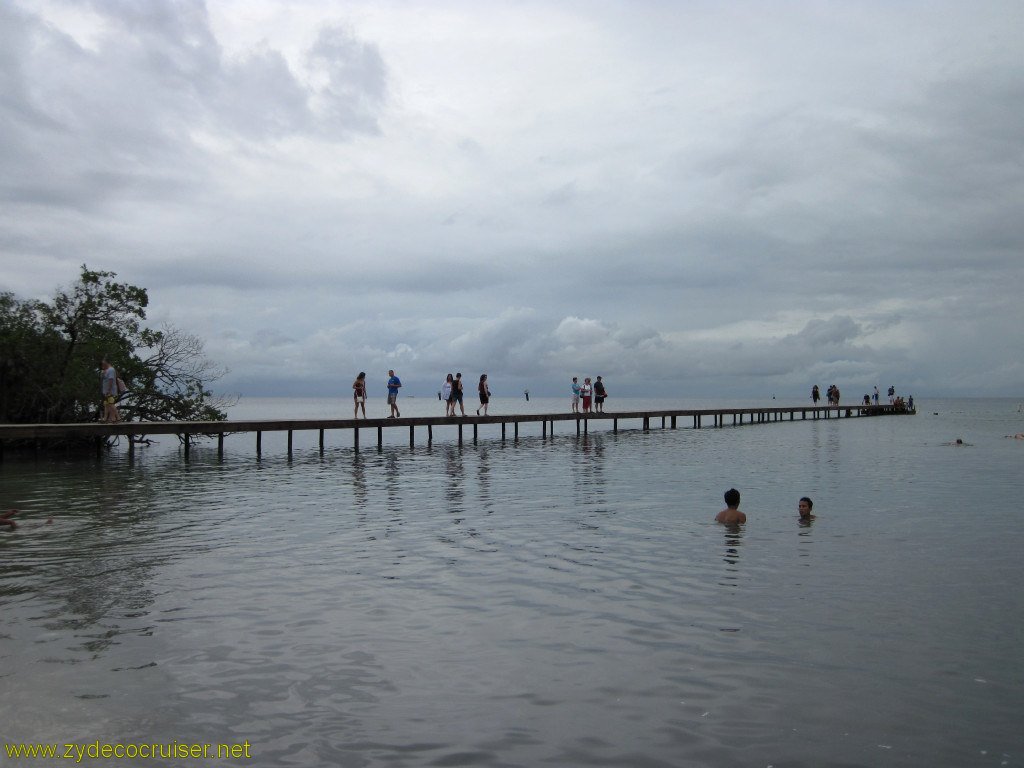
[100, 358, 121, 423]
[477, 374, 490, 416]
[386, 370, 402, 418]
[571, 377, 581, 413]
[873, 386, 880, 405]
[811, 385, 820, 405]
[353, 372, 367, 418]
[593, 376, 607, 412]
[581, 377, 593, 413]
[441, 374, 454, 416]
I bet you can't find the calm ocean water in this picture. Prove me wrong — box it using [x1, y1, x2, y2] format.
[2, 397, 1023, 767]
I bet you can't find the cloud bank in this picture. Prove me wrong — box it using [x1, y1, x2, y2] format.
[2, 0, 1023, 399]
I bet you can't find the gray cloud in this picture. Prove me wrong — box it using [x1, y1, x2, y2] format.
[3, 0, 1023, 399]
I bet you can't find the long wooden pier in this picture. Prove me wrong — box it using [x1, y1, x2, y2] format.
[0, 403, 914, 457]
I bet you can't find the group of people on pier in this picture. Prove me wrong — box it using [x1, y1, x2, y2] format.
[440, 372, 491, 417]
[812, 383, 910, 410]
[571, 376, 608, 414]
[350, 369, 615, 419]
[811, 384, 843, 405]
[349, 370, 492, 419]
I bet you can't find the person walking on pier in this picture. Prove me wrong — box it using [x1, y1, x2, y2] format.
[353, 372, 367, 418]
[386, 370, 402, 418]
[716, 489, 746, 524]
[477, 374, 490, 416]
[593, 376, 607, 412]
[442, 374, 454, 416]
[571, 377, 581, 413]
[451, 372, 466, 416]
[100, 358, 121, 423]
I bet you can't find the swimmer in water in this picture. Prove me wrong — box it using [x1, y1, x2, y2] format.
[1004, 434, 1024, 439]
[1, 509, 53, 531]
[798, 497, 816, 520]
[715, 488, 746, 524]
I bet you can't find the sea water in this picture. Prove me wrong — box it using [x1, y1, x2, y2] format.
[1, 397, 1022, 767]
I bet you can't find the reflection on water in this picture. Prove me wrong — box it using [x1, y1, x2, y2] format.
[3, 399, 1024, 766]
[720, 524, 743, 570]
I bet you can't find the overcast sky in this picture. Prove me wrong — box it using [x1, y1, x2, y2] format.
[3, 0, 1023, 399]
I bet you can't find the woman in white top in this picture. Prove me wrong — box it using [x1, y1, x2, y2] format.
[441, 373, 454, 416]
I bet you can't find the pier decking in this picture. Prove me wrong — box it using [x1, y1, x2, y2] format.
[0, 403, 914, 458]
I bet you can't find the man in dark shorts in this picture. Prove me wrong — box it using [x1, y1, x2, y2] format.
[593, 376, 607, 412]
[451, 372, 466, 416]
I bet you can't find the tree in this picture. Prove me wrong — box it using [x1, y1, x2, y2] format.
[0, 291, 49, 423]
[0, 266, 230, 441]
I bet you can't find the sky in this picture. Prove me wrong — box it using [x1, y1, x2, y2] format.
[2, 0, 1023, 400]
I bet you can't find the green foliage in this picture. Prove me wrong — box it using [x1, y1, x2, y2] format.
[0, 266, 228, 434]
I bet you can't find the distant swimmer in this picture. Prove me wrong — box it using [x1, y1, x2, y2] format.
[1004, 434, 1024, 439]
[715, 489, 746, 524]
[942, 438, 970, 446]
[798, 497, 816, 521]
[1, 510, 53, 531]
